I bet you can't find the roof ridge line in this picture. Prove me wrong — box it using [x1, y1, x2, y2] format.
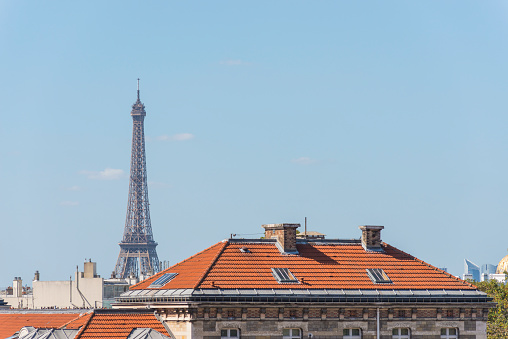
[58, 312, 89, 329]
[193, 241, 229, 289]
[130, 241, 225, 289]
[72, 310, 94, 339]
[383, 243, 476, 289]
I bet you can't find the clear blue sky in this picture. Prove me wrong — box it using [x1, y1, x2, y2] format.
[1, 1, 508, 288]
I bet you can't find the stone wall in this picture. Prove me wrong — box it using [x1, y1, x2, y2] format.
[160, 306, 488, 339]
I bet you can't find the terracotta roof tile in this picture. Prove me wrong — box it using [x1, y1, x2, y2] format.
[132, 241, 226, 290]
[60, 312, 93, 329]
[75, 311, 168, 339]
[0, 313, 84, 339]
[132, 241, 474, 291]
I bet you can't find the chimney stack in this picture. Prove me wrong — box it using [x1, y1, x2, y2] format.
[33, 271, 40, 281]
[84, 260, 97, 278]
[262, 223, 300, 254]
[12, 277, 22, 297]
[359, 225, 384, 251]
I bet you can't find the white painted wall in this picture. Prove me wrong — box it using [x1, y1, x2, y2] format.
[32, 272, 103, 309]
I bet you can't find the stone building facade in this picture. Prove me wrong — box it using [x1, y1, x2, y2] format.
[115, 224, 494, 339]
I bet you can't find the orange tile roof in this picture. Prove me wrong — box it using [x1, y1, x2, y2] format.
[0, 312, 85, 339]
[0, 310, 169, 339]
[60, 312, 93, 329]
[132, 240, 474, 291]
[75, 311, 168, 339]
[132, 241, 226, 290]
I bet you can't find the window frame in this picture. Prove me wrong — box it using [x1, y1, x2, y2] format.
[343, 328, 361, 338]
[271, 268, 299, 283]
[220, 328, 240, 339]
[282, 328, 302, 339]
[392, 327, 410, 339]
[440, 328, 458, 339]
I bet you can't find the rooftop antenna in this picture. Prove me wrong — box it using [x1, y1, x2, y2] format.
[137, 78, 140, 100]
[305, 217, 307, 239]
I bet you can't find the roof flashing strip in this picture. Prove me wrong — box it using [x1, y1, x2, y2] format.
[149, 273, 178, 288]
[366, 268, 392, 284]
[271, 268, 299, 284]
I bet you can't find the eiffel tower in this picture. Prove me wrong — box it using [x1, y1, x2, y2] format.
[114, 80, 160, 279]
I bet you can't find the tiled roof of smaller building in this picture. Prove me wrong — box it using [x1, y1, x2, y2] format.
[0, 310, 168, 339]
[74, 310, 168, 339]
[0, 312, 85, 339]
[131, 240, 474, 291]
[60, 313, 93, 330]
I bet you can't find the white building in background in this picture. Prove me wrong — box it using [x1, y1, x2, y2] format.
[462, 256, 507, 283]
[1, 260, 139, 309]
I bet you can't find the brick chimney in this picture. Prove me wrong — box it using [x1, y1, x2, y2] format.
[359, 225, 384, 251]
[262, 223, 300, 254]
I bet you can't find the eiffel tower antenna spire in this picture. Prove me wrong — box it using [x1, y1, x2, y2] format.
[137, 78, 140, 100]
[114, 80, 160, 279]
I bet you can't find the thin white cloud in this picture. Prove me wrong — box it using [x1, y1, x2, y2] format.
[156, 133, 195, 141]
[66, 185, 81, 191]
[79, 168, 125, 180]
[220, 59, 251, 66]
[60, 201, 79, 206]
[291, 157, 317, 165]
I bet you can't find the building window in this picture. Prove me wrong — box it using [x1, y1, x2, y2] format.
[283, 328, 301, 339]
[289, 310, 297, 319]
[392, 328, 410, 339]
[343, 328, 361, 338]
[221, 329, 240, 338]
[440, 328, 458, 339]
[227, 310, 235, 319]
[446, 310, 454, 318]
[398, 310, 406, 318]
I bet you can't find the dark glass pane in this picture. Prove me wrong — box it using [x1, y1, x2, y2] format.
[392, 328, 398, 335]
[343, 329, 349, 335]
[230, 329, 237, 336]
[441, 328, 446, 335]
[221, 330, 228, 336]
[401, 328, 409, 335]
[283, 329, 290, 336]
[352, 329, 360, 335]
[449, 328, 456, 335]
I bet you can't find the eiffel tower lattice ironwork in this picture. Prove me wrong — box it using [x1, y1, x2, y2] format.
[114, 80, 160, 279]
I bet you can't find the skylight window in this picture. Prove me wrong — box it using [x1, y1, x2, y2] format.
[271, 268, 299, 283]
[149, 273, 178, 288]
[366, 268, 392, 284]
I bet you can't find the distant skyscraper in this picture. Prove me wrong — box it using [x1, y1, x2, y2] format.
[463, 259, 480, 281]
[113, 80, 160, 279]
[481, 264, 497, 275]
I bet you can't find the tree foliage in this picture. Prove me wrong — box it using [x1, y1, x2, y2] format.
[473, 279, 508, 338]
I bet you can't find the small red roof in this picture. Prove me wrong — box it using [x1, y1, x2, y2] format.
[0, 312, 85, 339]
[60, 312, 93, 330]
[133, 240, 474, 291]
[0, 310, 169, 339]
[75, 311, 168, 339]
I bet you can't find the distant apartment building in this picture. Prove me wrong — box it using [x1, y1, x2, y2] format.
[1, 261, 137, 309]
